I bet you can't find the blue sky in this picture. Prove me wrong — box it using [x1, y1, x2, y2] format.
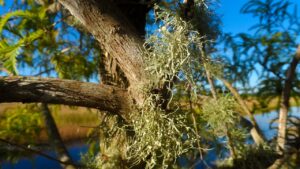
[219, 0, 300, 34]
[218, 0, 258, 34]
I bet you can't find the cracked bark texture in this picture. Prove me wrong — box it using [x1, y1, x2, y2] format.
[58, 0, 146, 106]
[98, 52, 129, 88]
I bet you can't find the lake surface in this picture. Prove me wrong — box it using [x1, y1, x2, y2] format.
[1, 107, 299, 169]
[1, 143, 88, 169]
[254, 107, 300, 140]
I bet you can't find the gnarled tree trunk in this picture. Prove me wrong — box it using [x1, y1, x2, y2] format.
[58, 0, 146, 106]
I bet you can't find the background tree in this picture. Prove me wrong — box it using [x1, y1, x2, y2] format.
[221, 0, 300, 167]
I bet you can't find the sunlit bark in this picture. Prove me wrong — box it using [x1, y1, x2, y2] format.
[0, 76, 132, 121]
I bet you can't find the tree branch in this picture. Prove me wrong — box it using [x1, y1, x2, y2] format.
[277, 45, 300, 153]
[40, 103, 76, 169]
[0, 76, 132, 121]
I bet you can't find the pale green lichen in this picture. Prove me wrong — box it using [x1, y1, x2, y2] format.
[126, 5, 209, 168]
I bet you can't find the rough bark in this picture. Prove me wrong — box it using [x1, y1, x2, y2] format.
[218, 77, 265, 145]
[276, 45, 300, 153]
[41, 103, 76, 169]
[98, 52, 129, 88]
[58, 0, 146, 105]
[0, 76, 132, 121]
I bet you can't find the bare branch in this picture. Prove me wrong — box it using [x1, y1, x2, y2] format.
[0, 76, 132, 121]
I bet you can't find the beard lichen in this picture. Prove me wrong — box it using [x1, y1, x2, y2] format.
[126, 5, 210, 169]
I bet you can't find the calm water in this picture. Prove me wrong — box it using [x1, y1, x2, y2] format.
[1, 143, 88, 169]
[254, 107, 300, 140]
[1, 107, 299, 169]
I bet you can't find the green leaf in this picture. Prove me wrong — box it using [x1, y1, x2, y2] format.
[19, 29, 44, 44]
[0, 41, 20, 75]
[0, 29, 44, 75]
[0, 10, 36, 34]
[38, 7, 48, 20]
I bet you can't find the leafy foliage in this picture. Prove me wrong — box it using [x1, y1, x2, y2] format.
[0, 9, 39, 34]
[221, 0, 300, 105]
[0, 104, 42, 143]
[0, 0, 100, 80]
[0, 6, 47, 75]
[0, 41, 20, 75]
[0, 29, 44, 75]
